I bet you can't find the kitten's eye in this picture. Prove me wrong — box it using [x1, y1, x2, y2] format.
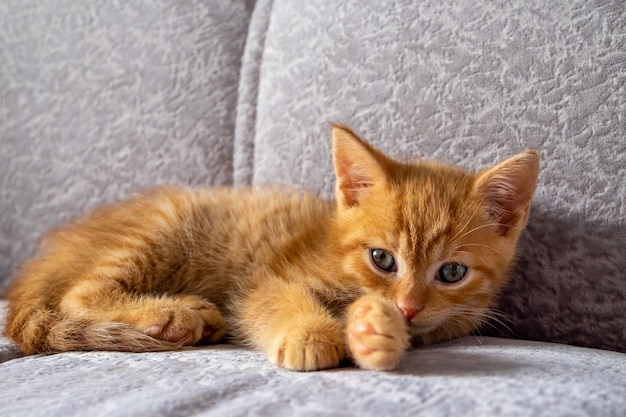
[437, 263, 468, 284]
[370, 249, 397, 273]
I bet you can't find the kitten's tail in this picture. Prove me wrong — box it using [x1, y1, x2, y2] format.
[4, 255, 182, 354]
[46, 317, 179, 353]
[4, 305, 177, 354]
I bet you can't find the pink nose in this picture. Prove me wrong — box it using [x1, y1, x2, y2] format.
[397, 303, 423, 321]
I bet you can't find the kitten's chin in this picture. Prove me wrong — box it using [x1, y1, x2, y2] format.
[408, 322, 441, 337]
[409, 324, 454, 346]
[409, 314, 482, 345]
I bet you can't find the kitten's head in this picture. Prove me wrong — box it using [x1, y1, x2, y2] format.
[330, 125, 539, 344]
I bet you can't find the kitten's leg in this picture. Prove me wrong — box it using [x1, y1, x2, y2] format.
[237, 280, 345, 371]
[54, 279, 226, 351]
[346, 295, 409, 371]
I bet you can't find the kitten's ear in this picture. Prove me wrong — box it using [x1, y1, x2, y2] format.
[332, 124, 389, 208]
[474, 150, 540, 236]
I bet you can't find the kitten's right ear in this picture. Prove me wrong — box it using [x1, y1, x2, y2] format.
[474, 150, 540, 236]
[332, 124, 389, 208]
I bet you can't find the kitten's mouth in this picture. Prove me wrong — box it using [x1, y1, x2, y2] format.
[408, 321, 440, 335]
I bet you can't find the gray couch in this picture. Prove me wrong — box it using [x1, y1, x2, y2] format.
[1, 1, 624, 416]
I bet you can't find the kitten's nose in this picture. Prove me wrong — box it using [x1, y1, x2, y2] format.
[396, 303, 423, 322]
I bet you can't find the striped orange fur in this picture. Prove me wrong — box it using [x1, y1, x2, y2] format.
[4, 126, 539, 371]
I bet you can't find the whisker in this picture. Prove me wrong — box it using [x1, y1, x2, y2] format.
[472, 333, 485, 345]
[452, 250, 490, 266]
[472, 309, 512, 335]
[452, 223, 500, 241]
[450, 221, 526, 246]
[448, 210, 478, 244]
[448, 205, 485, 243]
[453, 243, 506, 259]
[445, 305, 513, 339]
[481, 309, 514, 335]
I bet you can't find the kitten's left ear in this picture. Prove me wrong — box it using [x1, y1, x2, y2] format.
[474, 150, 540, 236]
[332, 124, 391, 208]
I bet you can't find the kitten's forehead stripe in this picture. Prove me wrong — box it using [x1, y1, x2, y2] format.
[396, 163, 473, 266]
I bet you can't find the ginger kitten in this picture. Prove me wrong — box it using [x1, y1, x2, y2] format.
[4, 125, 539, 371]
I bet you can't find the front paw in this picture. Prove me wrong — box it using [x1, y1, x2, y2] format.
[267, 318, 345, 371]
[347, 295, 409, 371]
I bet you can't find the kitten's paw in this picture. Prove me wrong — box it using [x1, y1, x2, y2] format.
[347, 296, 409, 371]
[267, 318, 345, 371]
[136, 295, 226, 346]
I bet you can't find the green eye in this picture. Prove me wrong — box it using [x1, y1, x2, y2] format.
[371, 249, 397, 273]
[437, 263, 468, 284]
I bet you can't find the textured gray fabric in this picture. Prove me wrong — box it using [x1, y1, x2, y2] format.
[244, 0, 626, 352]
[2, 0, 623, 351]
[1, 302, 624, 417]
[233, 0, 273, 186]
[0, 0, 254, 295]
[1, 1, 625, 415]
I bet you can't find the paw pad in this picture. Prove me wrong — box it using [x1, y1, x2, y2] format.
[347, 296, 409, 371]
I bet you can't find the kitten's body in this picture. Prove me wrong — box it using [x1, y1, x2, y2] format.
[4, 126, 539, 371]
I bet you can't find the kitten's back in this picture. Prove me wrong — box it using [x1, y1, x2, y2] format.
[3, 187, 333, 353]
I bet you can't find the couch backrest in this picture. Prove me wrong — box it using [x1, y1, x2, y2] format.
[0, 0, 254, 294]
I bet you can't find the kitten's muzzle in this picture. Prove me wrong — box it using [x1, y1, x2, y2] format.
[396, 303, 423, 322]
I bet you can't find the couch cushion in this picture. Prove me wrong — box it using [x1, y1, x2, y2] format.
[0, 303, 623, 417]
[238, 0, 626, 351]
[0, 0, 254, 293]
